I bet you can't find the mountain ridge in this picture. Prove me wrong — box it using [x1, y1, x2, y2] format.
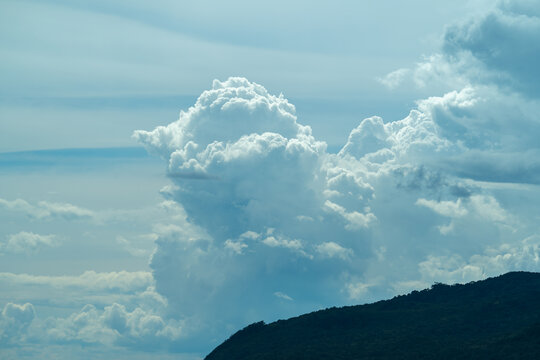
[205, 271, 540, 359]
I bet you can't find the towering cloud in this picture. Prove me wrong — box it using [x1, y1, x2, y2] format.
[135, 47, 540, 347]
[128, 0, 540, 351]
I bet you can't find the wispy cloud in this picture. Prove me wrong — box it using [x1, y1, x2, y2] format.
[0, 198, 94, 221]
[0, 271, 153, 292]
[274, 292, 293, 301]
[377, 68, 410, 89]
[0, 231, 57, 254]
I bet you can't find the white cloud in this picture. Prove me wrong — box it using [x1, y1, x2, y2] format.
[240, 231, 260, 240]
[262, 236, 302, 250]
[0, 303, 36, 345]
[417, 194, 512, 235]
[413, 53, 467, 90]
[338, 116, 391, 159]
[468, 195, 508, 223]
[125, 4, 540, 347]
[0, 272, 181, 351]
[0, 198, 94, 221]
[130, 72, 540, 345]
[133, 77, 312, 167]
[134, 78, 389, 342]
[316, 241, 354, 260]
[337, 107, 452, 165]
[0, 271, 168, 340]
[46, 303, 183, 346]
[9, 0, 540, 358]
[0, 300, 182, 350]
[345, 282, 371, 301]
[116, 236, 149, 257]
[273, 292, 293, 301]
[224, 239, 248, 254]
[323, 200, 375, 230]
[1, 232, 57, 254]
[417, 235, 540, 285]
[416, 198, 468, 218]
[129, 70, 540, 351]
[378, 68, 410, 89]
[0, 271, 153, 293]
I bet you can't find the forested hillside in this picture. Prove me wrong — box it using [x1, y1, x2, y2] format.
[206, 272, 540, 359]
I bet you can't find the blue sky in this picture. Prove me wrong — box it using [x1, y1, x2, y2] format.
[2, 0, 540, 359]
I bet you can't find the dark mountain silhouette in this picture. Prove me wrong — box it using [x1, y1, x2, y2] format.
[205, 272, 540, 359]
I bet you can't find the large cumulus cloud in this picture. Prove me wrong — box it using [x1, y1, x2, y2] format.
[134, 75, 540, 355]
[131, 1, 540, 352]
[135, 79, 375, 344]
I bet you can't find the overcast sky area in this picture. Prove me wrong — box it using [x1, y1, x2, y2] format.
[2, 0, 540, 358]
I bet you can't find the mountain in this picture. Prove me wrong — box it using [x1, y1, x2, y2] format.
[205, 272, 540, 359]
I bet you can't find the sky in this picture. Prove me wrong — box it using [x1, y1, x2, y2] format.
[1, 0, 540, 358]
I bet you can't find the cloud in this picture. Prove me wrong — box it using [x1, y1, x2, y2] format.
[0, 270, 182, 352]
[0, 301, 182, 351]
[133, 67, 540, 348]
[442, 2, 540, 96]
[407, 1, 540, 99]
[417, 194, 512, 236]
[45, 303, 183, 347]
[1, 232, 57, 254]
[337, 108, 452, 165]
[378, 68, 410, 89]
[116, 236, 150, 257]
[135, 77, 382, 346]
[316, 241, 354, 261]
[0, 303, 36, 345]
[0, 271, 153, 293]
[0, 198, 94, 221]
[128, 1, 540, 351]
[262, 236, 302, 250]
[416, 235, 540, 285]
[323, 200, 375, 230]
[2, 1, 539, 357]
[224, 239, 248, 254]
[416, 198, 468, 218]
[0, 271, 169, 342]
[345, 281, 371, 301]
[273, 292, 293, 301]
[133, 77, 311, 166]
[9, 1, 540, 358]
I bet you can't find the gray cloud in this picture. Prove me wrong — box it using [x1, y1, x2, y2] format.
[443, 2, 540, 96]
